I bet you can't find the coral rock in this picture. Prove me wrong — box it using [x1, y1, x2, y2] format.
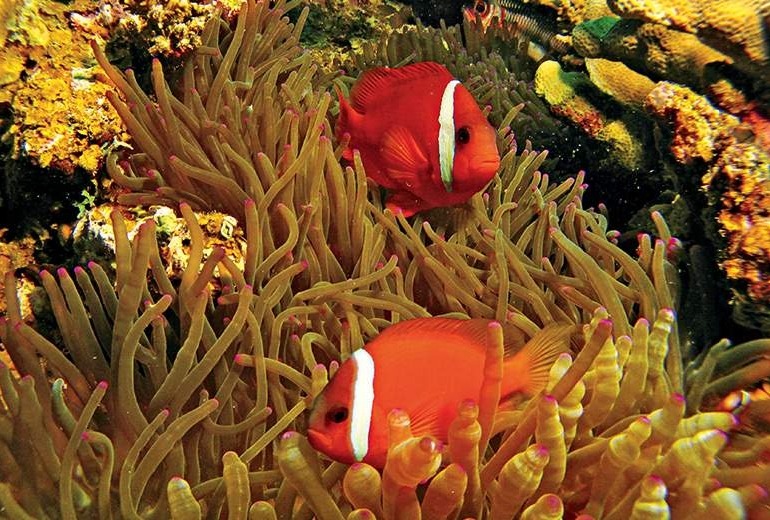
[535, 59, 651, 171]
[607, 0, 769, 66]
[644, 81, 739, 164]
[573, 17, 732, 89]
[704, 143, 770, 329]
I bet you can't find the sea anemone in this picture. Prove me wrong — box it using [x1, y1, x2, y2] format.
[1, 0, 769, 518]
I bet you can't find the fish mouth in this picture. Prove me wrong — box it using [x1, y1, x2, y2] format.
[307, 428, 332, 452]
[474, 157, 501, 172]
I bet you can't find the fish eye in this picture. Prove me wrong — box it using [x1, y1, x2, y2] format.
[475, 1, 488, 14]
[326, 406, 349, 424]
[456, 126, 471, 144]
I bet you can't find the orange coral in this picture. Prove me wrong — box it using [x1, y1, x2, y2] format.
[644, 81, 738, 164]
[705, 143, 770, 306]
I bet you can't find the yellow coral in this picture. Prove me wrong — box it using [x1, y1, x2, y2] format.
[1, 0, 127, 173]
[608, 0, 768, 64]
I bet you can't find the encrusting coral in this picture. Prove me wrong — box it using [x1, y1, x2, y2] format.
[533, 59, 653, 173]
[645, 81, 770, 331]
[1, 0, 127, 174]
[2, 0, 770, 518]
[606, 0, 770, 73]
[571, 17, 733, 91]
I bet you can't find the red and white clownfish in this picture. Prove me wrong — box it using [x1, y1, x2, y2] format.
[335, 61, 500, 217]
[307, 317, 572, 468]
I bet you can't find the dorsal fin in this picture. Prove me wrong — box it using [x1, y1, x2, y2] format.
[373, 317, 493, 347]
[349, 62, 455, 113]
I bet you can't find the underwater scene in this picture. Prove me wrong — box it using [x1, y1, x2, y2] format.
[1, 0, 769, 517]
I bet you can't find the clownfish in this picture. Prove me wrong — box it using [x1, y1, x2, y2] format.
[335, 62, 501, 217]
[307, 317, 573, 468]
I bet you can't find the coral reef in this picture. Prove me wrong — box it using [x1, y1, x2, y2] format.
[606, 0, 770, 75]
[1, 1, 770, 519]
[97, 0, 242, 58]
[703, 143, 770, 331]
[644, 81, 739, 164]
[534, 60, 653, 173]
[499, 0, 770, 332]
[0, 0, 126, 174]
[572, 17, 733, 90]
[645, 81, 770, 332]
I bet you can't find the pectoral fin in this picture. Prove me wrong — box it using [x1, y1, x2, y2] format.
[380, 125, 430, 188]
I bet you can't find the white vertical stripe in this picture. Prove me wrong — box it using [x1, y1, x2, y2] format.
[349, 349, 375, 462]
[438, 79, 460, 193]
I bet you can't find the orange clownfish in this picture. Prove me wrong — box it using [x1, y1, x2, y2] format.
[307, 317, 572, 468]
[335, 62, 501, 217]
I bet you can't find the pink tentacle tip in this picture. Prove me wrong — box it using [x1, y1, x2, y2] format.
[299, 259, 309, 270]
[290, 333, 300, 342]
[160, 408, 171, 417]
[488, 321, 502, 330]
[648, 475, 665, 486]
[81, 431, 91, 441]
[533, 444, 549, 457]
[543, 394, 558, 405]
[418, 436, 438, 453]
[544, 494, 561, 510]
[281, 431, 298, 440]
[57, 267, 70, 277]
[661, 308, 676, 319]
[73, 266, 84, 275]
[671, 393, 685, 404]
[547, 226, 559, 236]
[97, 380, 109, 390]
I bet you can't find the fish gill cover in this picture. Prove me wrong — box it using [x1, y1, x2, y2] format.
[0, 0, 769, 518]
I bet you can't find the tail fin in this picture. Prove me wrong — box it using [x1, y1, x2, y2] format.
[334, 86, 354, 161]
[502, 323, 576, 397]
